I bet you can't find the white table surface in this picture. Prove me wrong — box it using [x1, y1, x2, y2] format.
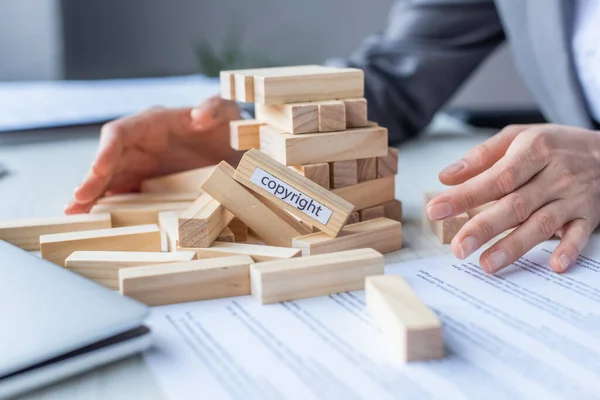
[0, 121, 494, 400]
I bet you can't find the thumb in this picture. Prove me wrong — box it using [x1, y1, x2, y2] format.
[190, 95, 241, 129]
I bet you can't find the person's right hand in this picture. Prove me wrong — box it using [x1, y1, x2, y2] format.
[65, 95, 242, 214]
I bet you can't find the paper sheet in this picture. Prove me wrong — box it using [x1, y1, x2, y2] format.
[144, 240, 600, 399]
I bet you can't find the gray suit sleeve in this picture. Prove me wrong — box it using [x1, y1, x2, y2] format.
[332, 1, 505, 144]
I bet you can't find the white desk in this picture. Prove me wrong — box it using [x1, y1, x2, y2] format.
[0, 123, 492, 399]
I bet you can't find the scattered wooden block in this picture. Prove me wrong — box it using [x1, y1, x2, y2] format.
[234, 149, 354, 236]
[216, 226, 235, 243]
[260, 125, 388, 166]
[289, 163, 330, 189]
[220, 70, 236, 100]
[91, 202, 192, 227]
[180, 241, 301, 262]
[0, 214, 112, 251]
[140, 165, 216, 194]
[255, 103, 318, 134]
[332, 176, 395, 211]
[360, 205, 385, 221]
[365, 275, 443, 362]
[201, 161, 309, 247]
[377, 148, 399, 178]
[330, 160, 358, 189]
[229, 119, 265, 151]
[424, 193, 469, 244]
[317, 100, 346, 132]
[158, 211, 179, 251]
[347, 211, 360, 224]
[343, 98, 368, 128]
[120, 255, 254, 306]
[250, 248, 384, 304]
[178, 193, 233, 248]
[97, 192, 197, 205]
[357, 157, 377, 182]
[228, 217, 248, 242]
[292, 217, 401, 256]
[40, 224, 161, 267]
[382, 199, 403, 222]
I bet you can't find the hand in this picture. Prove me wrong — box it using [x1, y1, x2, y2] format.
[65, 95, 242, 214]
[426, 124, 600, 274]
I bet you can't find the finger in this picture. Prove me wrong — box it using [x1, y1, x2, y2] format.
[479, 200, 569, 273]
[550, 219, 590, 273]
[64, 200, 95, 215]
[190, 96, 240, 129]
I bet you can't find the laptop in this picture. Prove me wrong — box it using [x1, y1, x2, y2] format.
[0, 240, 151, 399]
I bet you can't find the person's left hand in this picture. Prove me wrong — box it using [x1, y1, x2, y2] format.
[426, 124, 600, 274]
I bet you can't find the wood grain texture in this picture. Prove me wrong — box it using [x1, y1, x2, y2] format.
[317, 100, 346, 132]
[178, 193, 233, 248]
[359, 205, 385, 222]
[229, 119, 265, 151]
[343, 98, 368, 128]
[382, 199, 403, 222]
[228, 217, 248, 242]
[216, 226, 235, 243]
[259, 125, 388, 166]
[332, 176, 395, 211]
[91, 202, 192, 227]
[158, 211, 179, 251]
[356, 157, 377, 182]
[365, 275, 443, 362]
[255, 103, 318, 134]
[97, 193, 198, 205]
[140, 165, 215, 194]
[120, 255, 254, 306]
[179, 241, 301, 262]
[290, 163, 330, 189]
[250, 248, 384, 304]
[330, 160, 358, 189]
[377, 147, 399, 178]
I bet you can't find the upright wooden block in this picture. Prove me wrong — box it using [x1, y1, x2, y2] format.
[318, 100, 346, 132]
[357, 157, 377, 182]
[234, 149, 354, 236]
[250, 248, 384, 304]
[216, 227, 235, 243]
[91, 202, 192, 227]
[140, 165, 216, 194]
[382, 199, 403, 222]
[120, 255, 254, 306]
[255, 103, 318, 134]
[40, 224, 161, 267]
[201, 162, 308, 247]
[424, 193, 469, 244]
[97, 192, 198, 205]
[178, 193, 233, 248]
[377, 148, 399, 178]
[290, 163, 330, 189]
[220, 70, 236, 100]
[365, 275, 443, 362]
[343, 98, 368, 128]
[181, 241, 301, 262]
[228, 217, 248, 242]
[0, 214, 111, 251]
[260, 125, 388, 166]
[330, 160, 358, 189]
[158, 211, 179, 251]
[359, 205, 385, 221]
[292, 218, 402, 256]
[332, 176, 395, 211]
[230, 119, 265, 151]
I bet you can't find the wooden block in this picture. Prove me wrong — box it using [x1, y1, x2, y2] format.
[330, 160, 358, 189]
[347, 211, 360, 224]
[382, 199, 403, 222]
[332, 176, 395, 211]
[229, 119, 265, 151]
[140, 165, 216, 194]
[220, 71, 236, 100]
[377, 147, 399, 178]
[120, 255, 254, 306]
[234, 149, 354, 236]
[228, 217, 248, 242]
[158, 211, 179, 251]
[201, 162, 308, 247]
[40, 224, 161, 267]
[424, 193, 469, 244]
[91, 202, 192, 227]
[234, 72, 254, 102]
[255, 103, 318, 134]
[343, 98, 368, 128]
[260, 125, 388, 166]
[181, 241, 301, 262]
[292, 217, 401, 256]
[357, 157, 377, 182]
[97, 192, 198, 205]
[359, 205, 385, 221]
[0, 214, 111, 251]
[289, 163, 330, 189]
[365, 275, 443, 362]
[90, 278, 120, 290]
[216, 227, 235, 243]
[178, 193, 233, 248]
[317, 100, 346, 132]
[250, 248, 384, 304]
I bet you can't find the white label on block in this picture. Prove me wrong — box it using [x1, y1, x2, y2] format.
[250, 167, 333, 225]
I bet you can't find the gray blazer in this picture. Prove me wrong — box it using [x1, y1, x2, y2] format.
[342, 0, 596, 143]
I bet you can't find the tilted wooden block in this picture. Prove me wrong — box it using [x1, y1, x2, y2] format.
[216, 226, 235, 243]
[91, 202, 192, 227]
[250, 248, 384, 304]
[260, 125, 388, 166]
[382, 199, 403, 222]
[0, 214, 111, 251]
[365, 275, 443, 362]
[424, 192, 469, 244]
[178, 193, 233, 248]
[234, 149, 354, 236]
[120, 255, 254, 306]
[318, 100, 346, 132]
[201, 162, 308, 247]
[343, 98, 368, 128]
[158, 211, 179, 251]
[292, 217, 401, 256]
[289, 163, 330, 189]
[230, 119, 265, 151]
[97, 192, 198, 205]
[377, 147, 399, 178]
[140, 165, 216, 194]
[40, 224, 161, 267]
[330, 160, 358, 189]
[255, 103, 318, 134]
[180, 241, 301, 262]
[357, 157, 377, 182]
[228, 217, 248, 242]
[359, 204, 385, 221]
[332, 176, 395, 211]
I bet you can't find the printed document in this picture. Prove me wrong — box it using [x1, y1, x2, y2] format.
[144, 240, 600, 399]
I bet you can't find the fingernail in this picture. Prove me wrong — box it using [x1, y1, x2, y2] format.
[190, 106, 205, 120]
[427, 202, 453, 220]
[441, 161, 465, 175]
[459, 236, 478, 259]
[486, 250, 507, 273]
[559, 254, 571, 272]
[73, 186, 80, 194]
